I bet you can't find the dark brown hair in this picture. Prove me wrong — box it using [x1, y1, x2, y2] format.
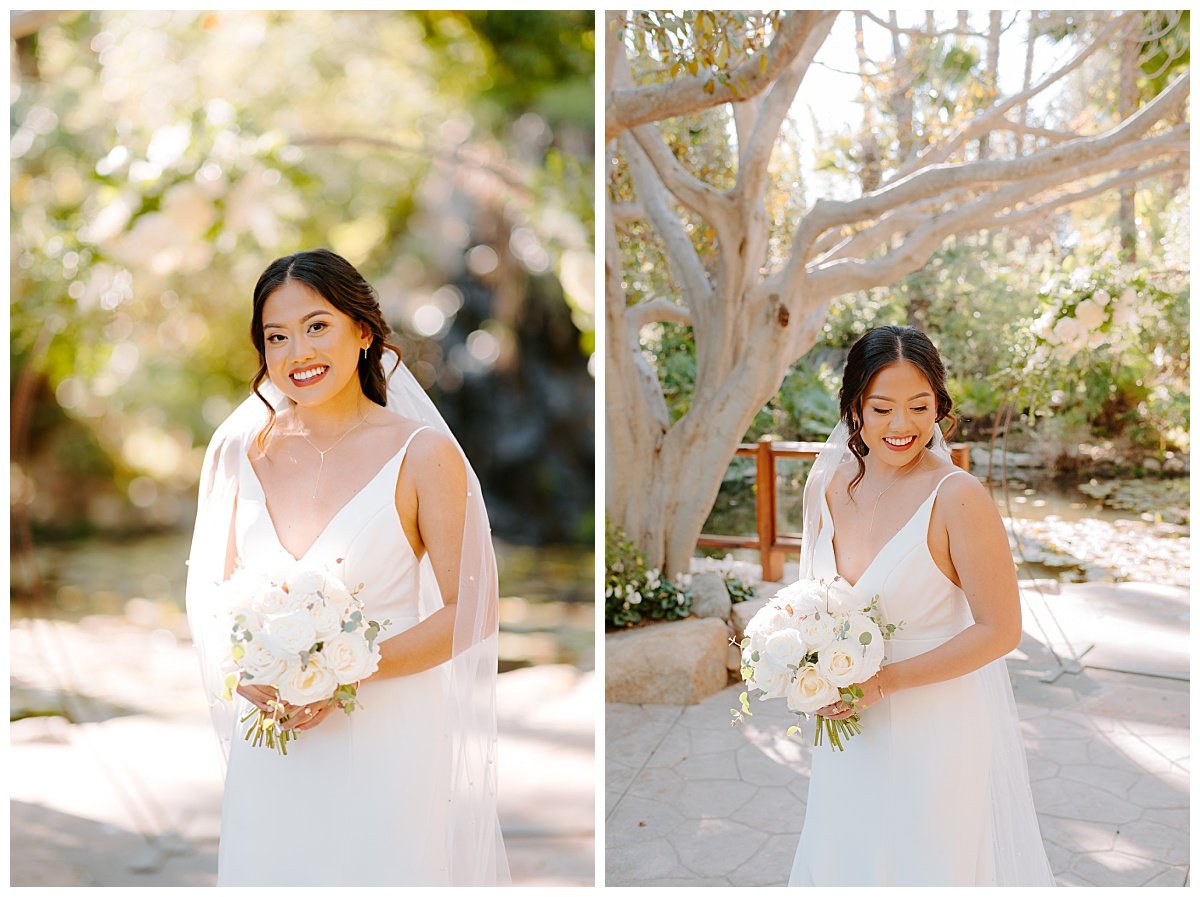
[839, 325, 957, 496]
[250, 248, 401, 449]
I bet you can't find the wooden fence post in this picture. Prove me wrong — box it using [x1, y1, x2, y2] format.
[755, 436, 784, 582]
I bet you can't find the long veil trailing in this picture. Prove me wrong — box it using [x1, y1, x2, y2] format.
[185, 348, 509, 884]
[795, 418, 1052, 884]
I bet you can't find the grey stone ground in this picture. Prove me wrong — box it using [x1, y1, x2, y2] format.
[606, 581, 1189, 887]
[10, 614, 594, 887]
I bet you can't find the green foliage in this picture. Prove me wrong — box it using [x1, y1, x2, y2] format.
[724, 576, 757, 604]
[605, 519, 692, 629]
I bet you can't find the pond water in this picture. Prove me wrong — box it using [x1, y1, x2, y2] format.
[11, 532, 594, 672]
[701, 463, 1189, 588]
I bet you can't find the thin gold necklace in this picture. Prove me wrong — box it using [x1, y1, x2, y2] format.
[864, 454, 928, 540]
[297, 411, 368, 500]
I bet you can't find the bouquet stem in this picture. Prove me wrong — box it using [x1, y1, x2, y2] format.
[813, 713, 864, 752]
[240, 702, 297, 756]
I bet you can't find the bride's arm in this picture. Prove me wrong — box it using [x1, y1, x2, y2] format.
[369, 430, 468, 680]
[824, 473, 1022, 715]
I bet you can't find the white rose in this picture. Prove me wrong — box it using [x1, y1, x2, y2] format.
[309, 599, 345, 641]
[261, 610, 318, 659]
[1094, 288, 1112, 306]
[773, 579, 825, 614]
[238, 637, 290, 687]
[253, 584, 303, 616]
[1073, 297, 1108, 331]
[277, 654, 338, 705]
[285, 566, 328, 600]
[753, 628, 808, 698]
[785, 664, 839, 714]
[322, 633, 380, 685]
[817, 613, 885, 687]
[796, 611, 838, 653]
[745, 601, 794, 653]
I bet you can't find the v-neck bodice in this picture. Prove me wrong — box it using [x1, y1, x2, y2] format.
[816, 469, 975, 651]
[234, 427, 430, 635]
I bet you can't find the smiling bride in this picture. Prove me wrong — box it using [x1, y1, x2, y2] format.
[185, 248, 508, 885]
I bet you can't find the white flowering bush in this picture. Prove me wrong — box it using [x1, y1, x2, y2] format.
[605, 520, 692, 629]
[1017, 260, 1188, 454]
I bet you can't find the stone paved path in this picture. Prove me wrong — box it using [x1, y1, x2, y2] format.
[606, 581, 1189, 887]
[11, 614, 594, 886]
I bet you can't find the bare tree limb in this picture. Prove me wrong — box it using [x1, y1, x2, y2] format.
[626, 298, 695, 331]
[816, 129, 1187, 267]
[611, 201, 646, 225]
[805, 127, 1189, 301]
[736, 12, 837, 205]
[629, 124, 732, 225]
[605, 10, 623, 98]
[857, 9, 1020, 40]
[606, 11, 835, 143]
[793, 74, 1187, 261]
[620, 132, 715, 311]
[985, 160, 1189, 232]
[883, 12, 1138, 185]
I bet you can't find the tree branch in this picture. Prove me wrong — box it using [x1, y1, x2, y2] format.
[626, 298, 695, 331]
[611, 201, 646, 225]
[805, 128, 1189, 301]
[606, 11, 834, 143]
[857, 9, 1020, 40]
[984, 160, 1189, 232]
[629, 124, 732, 225]
[883, 11, 1138, 185]
[620, 132, 715, 310]
[792, 73, 1188, 262]
[736, 12, 837, 205]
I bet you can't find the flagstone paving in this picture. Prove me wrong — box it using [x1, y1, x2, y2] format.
[605, 581, 1189, 887]
[10, 614, 595, 887]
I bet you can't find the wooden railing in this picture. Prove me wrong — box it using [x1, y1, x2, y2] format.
[696, 436, 971, 582]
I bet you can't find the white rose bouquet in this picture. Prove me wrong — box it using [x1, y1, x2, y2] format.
[216, 562, 389, 754]
[733, 577, 901, 751]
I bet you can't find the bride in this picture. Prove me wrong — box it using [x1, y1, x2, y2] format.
[788, 325, 1054, 886]
[185, 248, 509, 885]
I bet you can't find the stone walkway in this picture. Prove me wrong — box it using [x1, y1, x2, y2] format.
[11, 614, 594, 886]
[606, 581, 1189, 887]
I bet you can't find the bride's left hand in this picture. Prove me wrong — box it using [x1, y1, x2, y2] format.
[816, 674, 885, 720]
[280, 698, 337, 731]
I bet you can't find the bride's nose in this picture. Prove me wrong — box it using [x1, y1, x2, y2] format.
[289, 333, 316, 363]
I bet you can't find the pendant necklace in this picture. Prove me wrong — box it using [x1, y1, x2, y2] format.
[298, 411, 368, 500]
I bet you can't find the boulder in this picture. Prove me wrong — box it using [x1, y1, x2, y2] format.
[606, 617, 730, 705]
[730, 595, 769, 642]
[690, 572, 731, 620]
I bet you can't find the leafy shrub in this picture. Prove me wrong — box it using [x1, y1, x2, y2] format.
[605, 519, 692, 629]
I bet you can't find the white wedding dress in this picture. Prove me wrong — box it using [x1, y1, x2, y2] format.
[217, 427, 454, 886]
[789, 469, 1055, 886]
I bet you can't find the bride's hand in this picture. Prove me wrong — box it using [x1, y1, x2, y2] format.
[280, 698, 337, 732]
[237, 683, 294, 715]
[816, 675, 886, 719]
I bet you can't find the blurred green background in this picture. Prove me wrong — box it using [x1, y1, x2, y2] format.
[10, 10, 596, 674]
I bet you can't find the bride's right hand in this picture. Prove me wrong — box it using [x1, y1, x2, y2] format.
[237, 683, 293, 715]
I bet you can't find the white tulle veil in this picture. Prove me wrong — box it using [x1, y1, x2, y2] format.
[797, 415, 1053, 884]
[185, 348, 509, 885]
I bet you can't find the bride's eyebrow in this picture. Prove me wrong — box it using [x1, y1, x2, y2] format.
[263, 310, 331, 328]
[866, 391, 933, 402]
